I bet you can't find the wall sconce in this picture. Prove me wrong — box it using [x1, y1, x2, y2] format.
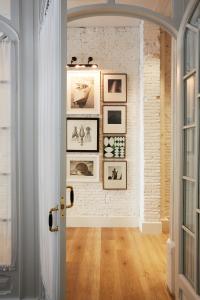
[66, 57, 98, 69]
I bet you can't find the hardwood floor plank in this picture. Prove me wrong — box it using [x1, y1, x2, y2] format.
[66, 228, 172, 300]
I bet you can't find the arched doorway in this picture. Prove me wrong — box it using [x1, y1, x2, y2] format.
[66, 1, 200, 299]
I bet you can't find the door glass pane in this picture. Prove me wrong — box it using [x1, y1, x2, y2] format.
[67, 0, 106, 9]
[183, 230, 195, 286]
[183, 180, 195, 232]
[184, 75, 195, 125]
[184, 29, 196, 74]
[0, 0, 10, 19]
[0, 38, 12, 266]
[184, 128, 195, 178]
[190, 2, 200, 28]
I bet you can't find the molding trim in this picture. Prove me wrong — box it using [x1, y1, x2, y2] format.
[139, 221, 162, 234]
[66, 216, 139, 228]
[166, 238, 175, 295]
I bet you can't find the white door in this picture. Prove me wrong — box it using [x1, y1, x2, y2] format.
[176, 2, 200, 299]
[38, 1, 67, 300]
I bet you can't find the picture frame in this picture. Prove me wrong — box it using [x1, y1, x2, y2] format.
[103, 160, 127, 190]
[67, 70, 101, 115]
[66, 118, 99, 152]
[103, 135, 126, 158]
[103, 73, 127, 103]
[67, 155, 99, 182]
[103, 105, 127, 134]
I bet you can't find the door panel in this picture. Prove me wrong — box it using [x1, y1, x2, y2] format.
[38, 1, 66, 299]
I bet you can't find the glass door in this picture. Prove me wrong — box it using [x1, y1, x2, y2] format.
[179, 2, 200, 299]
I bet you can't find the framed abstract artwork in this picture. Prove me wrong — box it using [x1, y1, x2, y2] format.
[67, 70, 101, 115]
[103, 73, 127, 103]
[67, 155, 99, 182]
[103, 105, 127, 134]
[103, 160, 127, 190]
[103, 135, 126, 158]
[66, 118, 99, 152]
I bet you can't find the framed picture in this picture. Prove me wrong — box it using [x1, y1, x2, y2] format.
[103, 161, 127, 190]
[103, 105, 126, 134]
[103, 73, 127, 103]
[67, 155, 99, 182]
[67, 70, 101, 115]
[67, 118, 99, 152]
[103, 135, 126, 158]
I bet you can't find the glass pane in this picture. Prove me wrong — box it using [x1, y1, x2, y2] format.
[190, 2, 200, 28]
[183, 180, 195, 232]
[184, 29, 197, 74]
[115, 0, 172, 17]
[184, 128, 195, 178]
[184, 75, 195, 125]
[0, 0, 10, 19]
[0, 39, 12, 266]
[67, 0, 106, 9]
[183, 231, 195, 286]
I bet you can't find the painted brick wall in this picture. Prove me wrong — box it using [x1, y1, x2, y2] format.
[67, 22, 170, 226]
[67, 24, 142, 221]
[143, 22, 161, 222]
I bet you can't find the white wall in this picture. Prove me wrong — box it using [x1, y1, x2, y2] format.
[67, 21, 165, 231]
[67, 24, 142, 227]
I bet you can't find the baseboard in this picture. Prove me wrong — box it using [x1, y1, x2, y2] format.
[66, 216, 139, 227]
[166, 238, 175, 295]
[139, 221, 162, 234]
[161, 218, 170, 234]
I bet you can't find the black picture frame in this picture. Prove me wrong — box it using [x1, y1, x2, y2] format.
[66, 117, 99, 152]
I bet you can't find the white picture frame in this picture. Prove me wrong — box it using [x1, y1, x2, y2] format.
[67, 155, 99, 182]
[67, 70, 101, 115]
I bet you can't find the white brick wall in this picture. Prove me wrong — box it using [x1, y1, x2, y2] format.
[67, 25, 142, 221]
[67, 22, 166, 227]
[144, 22, 161, 222]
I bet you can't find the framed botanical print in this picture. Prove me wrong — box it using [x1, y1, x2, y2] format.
[103, 105, 126, 134]
[67, 70, 101, 115]
[67, 155, 99, 182]
[67, 118, 99, 152]
[103, 161, 127, 190]
[103, 135, 126, 158]
[103, 73, 127, 103]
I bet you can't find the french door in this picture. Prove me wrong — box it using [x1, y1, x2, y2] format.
[38, 1, 67, 299]
[178, 2, 200, 299]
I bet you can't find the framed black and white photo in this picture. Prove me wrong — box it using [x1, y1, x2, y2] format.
[103, 161, 127, 190]
[67, 118, 99, 152]
[103, 105, 126, 133]
[103, 73, 127, 103]
[67, 70, 100, 115]
[67, 155, 99, 182]
[103, 136, 126, 158]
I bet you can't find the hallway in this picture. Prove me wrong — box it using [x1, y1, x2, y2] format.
[66, 228, 172, 300]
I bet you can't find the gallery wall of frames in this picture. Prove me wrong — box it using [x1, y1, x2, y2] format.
[66, 70, 127, 190]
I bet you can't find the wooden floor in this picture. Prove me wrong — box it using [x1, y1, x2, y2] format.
[66, 228, 172, 300]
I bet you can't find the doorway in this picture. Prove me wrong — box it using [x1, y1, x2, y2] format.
[66, 15, 173, 300]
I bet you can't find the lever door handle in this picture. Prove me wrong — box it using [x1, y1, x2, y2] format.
[66, 186, 74, 208]
[48, 205, 59, 232]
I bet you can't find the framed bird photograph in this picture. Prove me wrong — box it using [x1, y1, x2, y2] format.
[67, 70, 101, 115]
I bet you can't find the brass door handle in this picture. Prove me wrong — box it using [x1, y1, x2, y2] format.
[49, 205, 59, 232]
[66, 186, 74, 208]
